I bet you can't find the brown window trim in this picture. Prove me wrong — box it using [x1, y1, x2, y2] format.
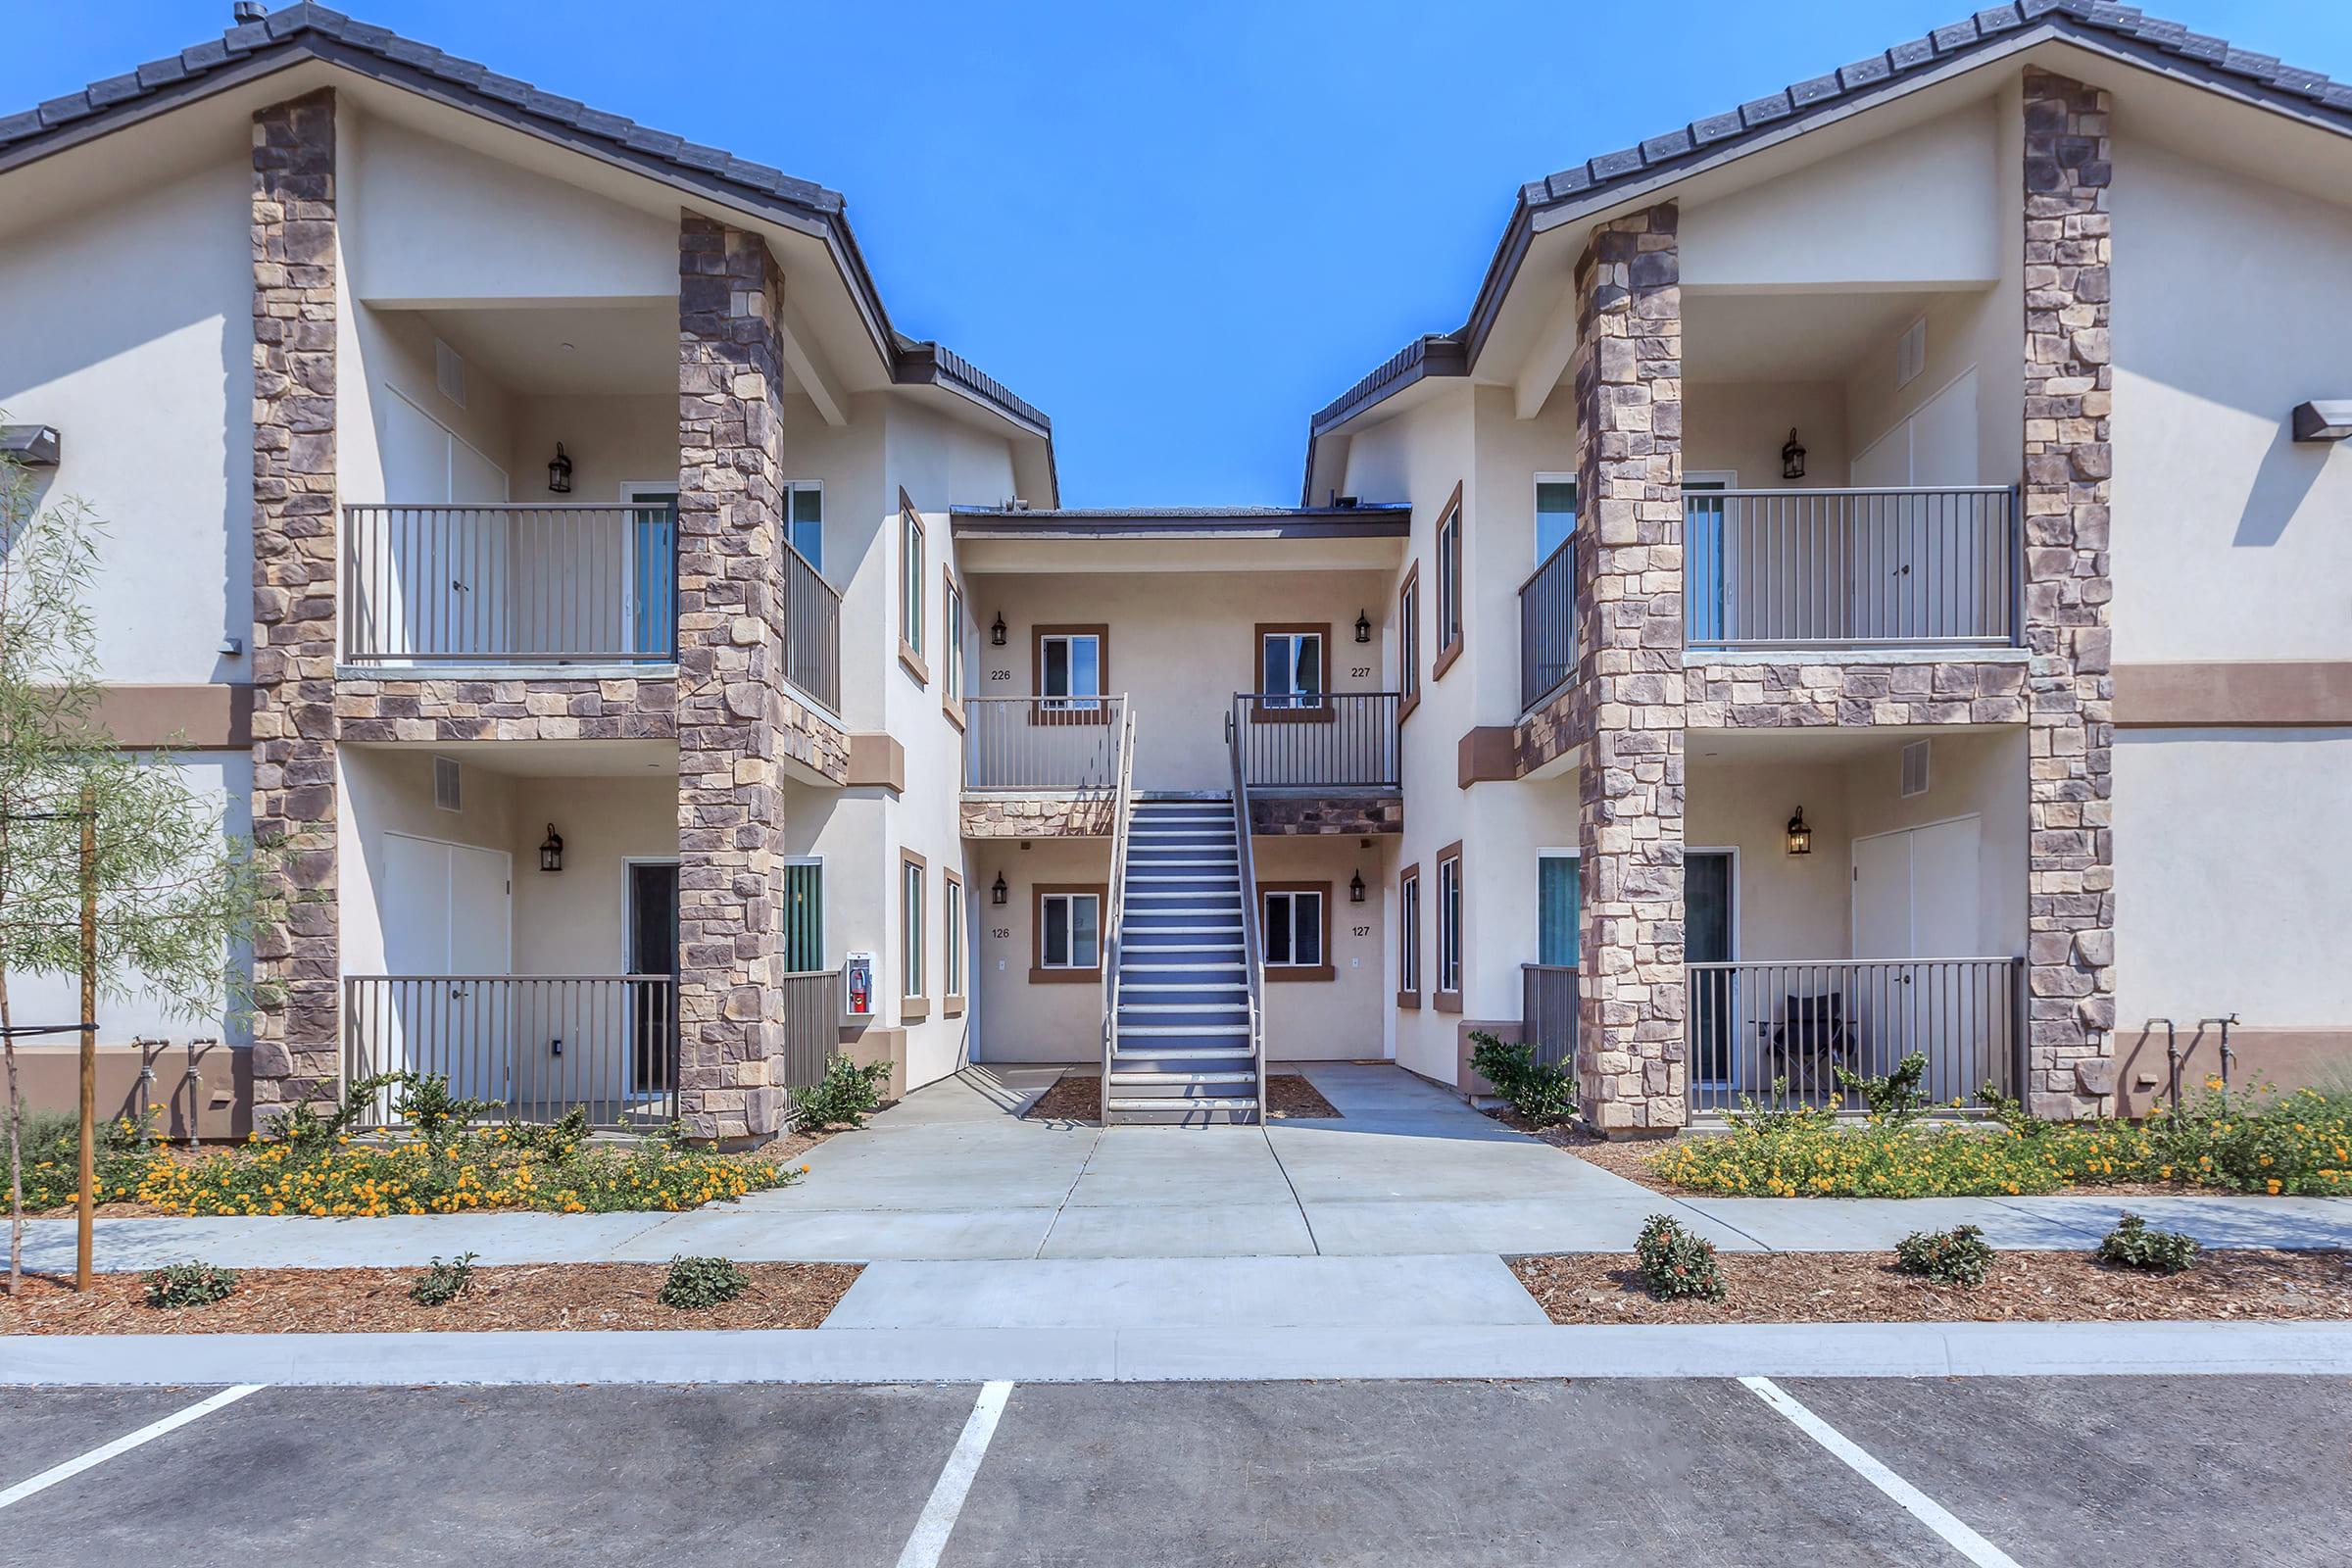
[1396, 561, 1421, 727]
[1432, 481, 1465, 683]
[1261, 879, 1335, 983]
[1030, 880, 1107, 983]
[899, 491, 928, 687]
[900, 847, 928, 1013]
[1433, 838, 1463, 1012]
[1396, 860, 1421, 1008]
[1249, 623, 1337, 725]
[1033, 624, 1111, 727]
[942, 868, 966, 1015]
[942, 565, 967, 731]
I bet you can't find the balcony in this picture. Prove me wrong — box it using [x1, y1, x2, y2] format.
[1230, 691, 1400, 790]
[1518, 538, 1578, 711]
[963, 694, 1131, 791]
[1685, 487, 2020, 652]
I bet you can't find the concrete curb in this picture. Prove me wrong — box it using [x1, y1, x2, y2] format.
[6, 1320, 2349, 1387]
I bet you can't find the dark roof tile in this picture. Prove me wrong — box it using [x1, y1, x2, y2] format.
[134, 56, 191, 88]
[36, 93, 95, 127]
[1788, 72, 1842, 107]
[1930, 22, 1982, 52]
[1838, 56, 1894, 91]
[1690, 110, 1745, 146]
[1641, 129, 1692, 162]
[1588, 146, 1644, 180]
[1739, 92, 1793, 127]
[84, 73, 144, 109]
[0, 110, 39, 144]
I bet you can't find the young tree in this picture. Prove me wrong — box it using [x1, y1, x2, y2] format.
[0, 446, 275, 1293]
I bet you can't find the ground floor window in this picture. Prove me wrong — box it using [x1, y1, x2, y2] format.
[1538, 851, 1579, 967]
[1437, 845, 1463, 998]
[783, 858, 824, 973]
[1397, 863, 1421, 1002]
[1035, 886, 1102, 978]
[944, 871, 965, 1004]
[901, 851, 927, 1004]
[1262, 883, 1330, 978]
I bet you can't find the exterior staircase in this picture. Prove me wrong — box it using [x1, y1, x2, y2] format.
[1104, 796, 1264, 1124]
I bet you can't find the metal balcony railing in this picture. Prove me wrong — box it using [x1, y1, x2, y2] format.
[1518, 537, 1579, 711]
[1520, 962, 1581, 1075]
[1231, 691, 1400, 789]
[779, 540, 842, 712]
[1683, 487, 2021, 650]
[962, 695, 1129, 791]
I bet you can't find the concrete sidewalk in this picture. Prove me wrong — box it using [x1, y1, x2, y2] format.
[18, 1060, 2352, 1273]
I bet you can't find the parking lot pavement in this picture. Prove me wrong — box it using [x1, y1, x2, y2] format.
[3, 1375, 2348, 1565]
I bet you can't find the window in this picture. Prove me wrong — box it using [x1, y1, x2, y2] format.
[1036, 626, 1105, 716]
[1262, 884, 1329, 979]
[620, 484, 679, 660]
[943, 871, 965, 1011]
[1397, 564, 1421, 719]
[1436, 843, 1463, 1003]
[1033, 886, 1103, 980]
[900, 851, 926, 1007]
[1397, 863, 1422, 1004]
[942, 570, 966, 711]
[1254, 624, 1328, 714]
[1538, 851, 1579, 967]
[1435, 484, 1464, 678]
[899, 496, 926, 674]
[1535, 475, 1578, 563]
[786, 481, 823, 569]
[783, 858, 824, 972]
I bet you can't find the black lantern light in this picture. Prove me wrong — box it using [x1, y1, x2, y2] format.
[538, 822, 564, 872]
[1780, 427, 1806, 481]
[990, 612, 1007, 648]
[990, 871, 1008, 906]
[547, 442, 573, 494]
[1785, 807, 1813, 858]
[1348, 869, 1366, 904]
[1354, 610, 1371, 644]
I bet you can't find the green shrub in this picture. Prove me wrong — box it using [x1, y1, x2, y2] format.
[143, 1262, 237, 1309]
[16, 1108, 163, 1210]
[1834, 1051, 1932, 1127]
[409, 1250, 480, 1307]
[2097, 1212, 2199, 1275]
[791, 1054, 892, 1130]
[1893, 1224, 1994, 1287]
[659, 1255, 749, 1310]
[1634, 1213, 1725, 1301]
[1468, 1032, 1575, 1127]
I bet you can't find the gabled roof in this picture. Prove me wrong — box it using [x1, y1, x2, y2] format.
[1302, 0, 2352, 500]
[0, 3, 1052, 453]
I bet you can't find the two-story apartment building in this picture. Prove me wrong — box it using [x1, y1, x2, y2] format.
[7, 2, 2348, 1137]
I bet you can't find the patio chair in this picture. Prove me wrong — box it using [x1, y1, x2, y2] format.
[1767, 992, 1853, 1091]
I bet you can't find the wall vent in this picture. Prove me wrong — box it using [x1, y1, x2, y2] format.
[433, 756, 463, 813]
[1900, 739, 1931, 799]
[1895, 318, 1927, 390]
[434, 339, 467, 409]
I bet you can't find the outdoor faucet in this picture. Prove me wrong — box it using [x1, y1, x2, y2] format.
[2147, 1019, 2179, 1111]
[2198, 1014, 2239, 1089]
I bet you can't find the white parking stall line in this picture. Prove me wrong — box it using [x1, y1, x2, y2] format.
[895, 1380, 1014, 1568]
[1740, 1376, 2022, 1568]
[0, 1385, 267, 1511]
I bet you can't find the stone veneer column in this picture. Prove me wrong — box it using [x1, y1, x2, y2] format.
[249, 90, 339, 1111]
[675, 213, 793, 1141]
[2021, 72, 2118, 1118]
[1569, 204, 1688, 1134]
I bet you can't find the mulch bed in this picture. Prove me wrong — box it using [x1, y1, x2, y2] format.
[0, 1261, 862, 1335]
[1509, 1249, 2352, 1325]
[1023, 1071, 1341, 1122]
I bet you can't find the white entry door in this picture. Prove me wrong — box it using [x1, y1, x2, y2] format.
[379, 832, 514, 1102]
[1852, 815, 1982, 1100]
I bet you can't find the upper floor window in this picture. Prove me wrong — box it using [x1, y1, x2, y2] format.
[900, 499, 926, 664]
[1397, 564, 1421, 715]
[1435, 486, 1464, 676]
[1037, 626, 1105, 714]
[943, 570, 967, 710]
[1536, 475, 1577, 563]
[1258, 626, 1326, 710]
[787, 480, 824, 569]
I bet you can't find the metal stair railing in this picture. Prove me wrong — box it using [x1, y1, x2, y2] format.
[1225, 702, 1268, 1125]
[1097, 700, 1138, 1120]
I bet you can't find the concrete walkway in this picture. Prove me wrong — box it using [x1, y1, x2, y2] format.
[20, 1060, 2352, 1275]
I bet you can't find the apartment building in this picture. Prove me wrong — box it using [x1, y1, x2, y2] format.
[4, 2, 2347, 1137]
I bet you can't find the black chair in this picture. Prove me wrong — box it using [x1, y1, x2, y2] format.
[1768, 992, 1853, 1090]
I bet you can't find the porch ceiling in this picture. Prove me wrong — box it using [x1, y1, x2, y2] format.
[1682, 288, 1955, 384]
[415, 302, 676, 396]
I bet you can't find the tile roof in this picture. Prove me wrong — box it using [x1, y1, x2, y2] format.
[0, 3, 1052, 446]
[1302, 0, 2352, 495]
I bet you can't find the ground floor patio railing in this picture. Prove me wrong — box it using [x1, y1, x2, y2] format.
[341, 970, 842, 1133]
[1685, 956, 2024, 1118]
[1521, 963, 1580, 1075]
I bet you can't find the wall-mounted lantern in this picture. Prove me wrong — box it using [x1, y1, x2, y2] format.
[990, 612, 1008, 647]
[547, 443, 574, 494]
[1781, 428, 1806, 481]
[1348, 869, 1366, 904]
[1354, 610, 1371, 644]
[1785, 807, 1813, 858]
[538, 822, 564, 872]
[991, 871, 1008, 906]
[2291, 401, 2352, 442]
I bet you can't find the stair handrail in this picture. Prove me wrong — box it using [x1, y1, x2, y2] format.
[1226, 697, 1269, 1125]
[1097, 697, 1137, 1120]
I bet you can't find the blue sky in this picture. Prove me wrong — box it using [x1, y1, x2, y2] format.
[5, 1, 2343, 505]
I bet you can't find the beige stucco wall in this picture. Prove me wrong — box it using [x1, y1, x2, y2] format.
[968, 836, 1115, 1062]
[969, 567, 1393, 791]
[2114, 728, 2352, 1029]
[1255, 835, 1389, 1061]
[2108, 129, 2352, 662]
[338, 745, 520, 978]
[1840, 728, 2027, 956]
[508, 774, 679, 974]
[0, 148, 253, 683]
